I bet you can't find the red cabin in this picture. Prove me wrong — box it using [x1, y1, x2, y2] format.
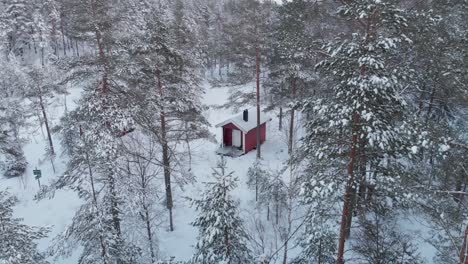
[215, 109, 271, 156]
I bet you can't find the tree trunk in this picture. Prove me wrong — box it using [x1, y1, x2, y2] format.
[108, 170, 121, 237]
[337, 113, 360, 264]
[256, 46, 261, 159]
[81, 126, 109, 264]
[318, 237, 323, 264]
[185, 122, 192, 171]
[94, 28, 108, 94]
[157, 70, 174, 231]
[461, 226, 468, 264]
[425, 86, 436, 124]
[60, 13, 67, 56]
[75, 40, 80, 57]
[40, 32, 44, 66]
[279, 107, 283, 130]
[267, 204, 270, 221]
[357, 136, 367, 213]
[288, 78, 296, 154]
[282, 239, 288, 264]
[219, 56, 222, 77]
[255, 172, 258, 202]
[275, 192, 279, 225]
[37, 84, 55, 157]
[144, 203, 156, 263]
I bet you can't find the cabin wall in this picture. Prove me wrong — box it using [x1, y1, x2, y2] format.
[245, 123, 266, 153]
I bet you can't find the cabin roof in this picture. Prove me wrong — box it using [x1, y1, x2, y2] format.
[215, 109, 271, 133]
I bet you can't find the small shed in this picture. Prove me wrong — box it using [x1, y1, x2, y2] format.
[215, 109, 271, 156]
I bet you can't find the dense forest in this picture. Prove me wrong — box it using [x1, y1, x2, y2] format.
[0, 0, 467, 263]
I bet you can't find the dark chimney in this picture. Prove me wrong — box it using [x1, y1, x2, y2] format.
[243, 109, 248, 122]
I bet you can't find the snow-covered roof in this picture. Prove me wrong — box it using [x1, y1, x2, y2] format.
[215, 109, 271, 133]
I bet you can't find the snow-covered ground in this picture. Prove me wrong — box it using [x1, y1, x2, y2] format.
[1, 79, 437, 263]
[1, 80, 292, 263]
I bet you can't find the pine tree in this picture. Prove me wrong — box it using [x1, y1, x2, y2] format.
[0, 190, 50, 264]
[0, 56, 27, 178]
[191, 157, 253, 264]
[404, 2, 468, 262]
[122, 2, 211, 231]
[267, 0, 316, 140]
[301, 1, 422, 262]
[42, 88, 139, 263]
[246, 160, 270, 202]
[2, 0, 36, 56]
[351, 205, 422, 264]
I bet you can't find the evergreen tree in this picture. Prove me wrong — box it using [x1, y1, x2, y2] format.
[0, 190, 50, 264]
[351, 206, 422, 264]
[0, 56, 27, 178]
[301, 1, 422, 262]
[122, 2, 211, 231]
[2, 0, 36, 56]
[43, 88, 140, 263]
[191, 157, 253, 264]
[246, 160, 270, 202]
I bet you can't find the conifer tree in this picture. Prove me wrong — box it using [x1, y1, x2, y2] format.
[191, 157, 253, 264]
[0, 190, 50, 264]
[123, 2, 211, 231]
[2, 0, 35, 56]
[301, 1, 421, 262]
[0, 57, 27, 178]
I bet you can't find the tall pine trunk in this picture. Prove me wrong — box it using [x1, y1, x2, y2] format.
[279, 107, 283, 130]
[157, 70, 174, 232]
[37, 82, 56, 173]
[256, 46, 261, 159]
[37, 84, 54, 156]
[288, 78, 296, 154]
[337, 113, 360, 264]
[60, 13, 67, 56]
[461, 226, 468, 264]
[81, 126, 109, 264]
[92, 12, 123, 260]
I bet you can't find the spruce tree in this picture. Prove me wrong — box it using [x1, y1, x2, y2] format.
[191, 157, 253, 264]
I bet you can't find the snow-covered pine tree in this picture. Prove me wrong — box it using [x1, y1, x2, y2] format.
[0, 56, 27, 178]
[2, 0, 36, 57]
[38, 0, 141, 262]
[351, 204, 422, 264]
[0, 190, 50, 264]
[267, 0, 316, 142]
[24, 63, 65, 164]
[44, 90, 140, 263]
[120, 134, 163, 263]
[169, 0, 211, 171]
[301, 1, 421, 263]
[191, 0, 221, 73]
[122, 2, 211, 231]
[191, 157, 253, 264]
[403, 2, 468, 262]
[246, 160, 270, 203]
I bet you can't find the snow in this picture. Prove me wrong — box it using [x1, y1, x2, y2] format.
[1, 78, 439, 263]
[214, 108, 272, 133]
[1, 85, 84, 263]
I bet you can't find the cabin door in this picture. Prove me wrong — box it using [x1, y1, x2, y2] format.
[232, 129, 242, 148]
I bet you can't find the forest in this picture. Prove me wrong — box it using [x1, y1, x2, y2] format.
[0, 0, 467, 263]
